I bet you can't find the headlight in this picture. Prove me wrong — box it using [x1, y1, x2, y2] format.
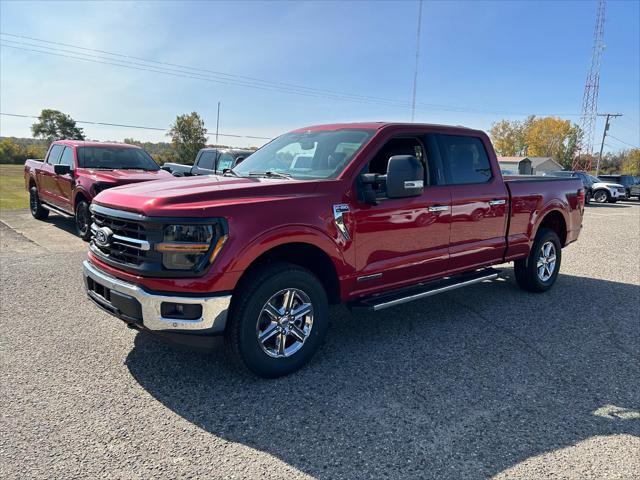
[92, 183, 113, 196]
[157, 223, 227, 271]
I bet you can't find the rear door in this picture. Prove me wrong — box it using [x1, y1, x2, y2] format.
[191, 150, 217, 175]
[38, 144, 64, 203]
[430, 133, 508, 272]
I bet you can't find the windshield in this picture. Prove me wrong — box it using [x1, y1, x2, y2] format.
[232, 129, 374, 179]
[78, 146, 160, 170]
[589, 175, 603, 183]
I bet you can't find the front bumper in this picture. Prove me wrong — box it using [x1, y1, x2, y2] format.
[83, 260, 231, 334]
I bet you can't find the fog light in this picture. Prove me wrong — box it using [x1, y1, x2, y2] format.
[160, 302, 202, 320]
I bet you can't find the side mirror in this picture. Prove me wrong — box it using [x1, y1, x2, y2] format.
[161, 165, 172, 172]
[54, 164, 71, 175]
[386, 155, 424, 198]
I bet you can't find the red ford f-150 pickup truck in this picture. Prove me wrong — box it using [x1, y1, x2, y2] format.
[24, 140, 172, 239]
[82, 123, 584, 377]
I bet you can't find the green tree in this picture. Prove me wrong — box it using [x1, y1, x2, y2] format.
[167, 112, 207, 164]
[489, 116, 533, 156]
[490, 116, 581, 169]
[0, 138, 27, 164]
[31, 109, 85, 143]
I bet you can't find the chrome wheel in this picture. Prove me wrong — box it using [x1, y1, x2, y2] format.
[536, 241, 557, 282]
[256, 288, 314, 358]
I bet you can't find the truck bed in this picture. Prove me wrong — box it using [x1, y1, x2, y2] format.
[504, 175, 584, 261]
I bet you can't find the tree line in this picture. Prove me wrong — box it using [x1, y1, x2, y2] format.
[0, 108, 637, 175]
[0, 109, 255, 166]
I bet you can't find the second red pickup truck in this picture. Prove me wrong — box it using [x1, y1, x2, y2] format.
[24, 140, 172, 239]
[82, 122, 584, 377]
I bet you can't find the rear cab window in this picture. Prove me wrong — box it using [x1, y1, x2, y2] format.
[435, 134, 492, 185]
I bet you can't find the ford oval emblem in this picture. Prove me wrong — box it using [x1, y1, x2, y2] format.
[94, 227, 113, 247]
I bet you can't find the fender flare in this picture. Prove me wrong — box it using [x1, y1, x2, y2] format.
[224, 224, 351, 277]
[529, 201, 569, 244]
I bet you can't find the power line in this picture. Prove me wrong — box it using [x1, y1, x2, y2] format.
[608, 134, 639, 149]
[0, 112, 273, 140]
[0, 32, 584, 118]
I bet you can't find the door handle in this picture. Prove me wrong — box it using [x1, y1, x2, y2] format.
[428, 205, 450, 212]
[489, 199, 506, 206]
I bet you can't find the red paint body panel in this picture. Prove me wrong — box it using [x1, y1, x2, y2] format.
[24, 140, 172, 214]
[82, 123, 583, 302]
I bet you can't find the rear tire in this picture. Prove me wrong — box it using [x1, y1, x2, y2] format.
[29, 187, 49, 220]
[224, 262, 329, 378]
[514, 228, 562, 293]
[75, 200, 92, 241]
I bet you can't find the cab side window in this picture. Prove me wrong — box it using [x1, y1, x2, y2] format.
[436, 134, 492, 185]
[368, 137, 428, 181]
[197, 151, 216, 170]
[58, 147, 74, 169]
[46, 145, 64, 164]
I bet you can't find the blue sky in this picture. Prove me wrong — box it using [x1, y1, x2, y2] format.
[1, 0, 638, 150]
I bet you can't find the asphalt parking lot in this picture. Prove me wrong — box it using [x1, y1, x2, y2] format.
[1, 203, 639, 479]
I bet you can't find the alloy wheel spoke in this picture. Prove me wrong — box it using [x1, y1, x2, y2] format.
[289, 325, 306, 343]
[276, 332, 287, 355]
[259, 322, 279, 343]
[282, 289, 296, 313]
[291, 302, 312, 320]
[263, 302, 282, 322]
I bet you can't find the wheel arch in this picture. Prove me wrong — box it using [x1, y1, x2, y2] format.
[536, 209, 567, 246]
[234, 241, 342, 305]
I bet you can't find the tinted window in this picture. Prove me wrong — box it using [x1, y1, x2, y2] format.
[216, 153, 235, 172]
[437, 134, 492, 185]
[197, 151, 216, 170]
[59, 147, 74, 169]
[77, 147, 159, 170]
[46, 145, 64, 164]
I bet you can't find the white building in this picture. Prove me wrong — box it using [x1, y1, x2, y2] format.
[497, 156, 564, 175]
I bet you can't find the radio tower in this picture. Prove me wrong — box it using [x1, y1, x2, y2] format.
[572, 0, 607, 172]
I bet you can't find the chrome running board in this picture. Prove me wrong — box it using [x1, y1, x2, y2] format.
[349, 268, 500, 313]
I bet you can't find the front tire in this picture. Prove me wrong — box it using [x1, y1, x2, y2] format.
[75, 200, 92, 240]
[514, 228, 562, 293]
[224, 262, 329, 378]
[29, 187, 49, 220]
[593, 189, 609, 203]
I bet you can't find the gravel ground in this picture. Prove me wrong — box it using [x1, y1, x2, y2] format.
[1, 203, 639, 479]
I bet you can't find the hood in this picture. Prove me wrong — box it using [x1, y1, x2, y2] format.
[83, 168, 173, 184]
[93, 174, 324, 217]
[593, 181, 624, 188]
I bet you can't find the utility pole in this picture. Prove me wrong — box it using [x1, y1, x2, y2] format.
[215, 102, 221, 144]
[595, 112, 622, 174]
[410, 0, 423, 122]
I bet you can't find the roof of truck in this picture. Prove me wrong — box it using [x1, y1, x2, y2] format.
[51, 140, 140, 149]
[291, 122, 482, 134]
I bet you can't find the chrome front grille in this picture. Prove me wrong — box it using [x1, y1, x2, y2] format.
[92, 213, 149, 266]
[89, 205, 164, 272]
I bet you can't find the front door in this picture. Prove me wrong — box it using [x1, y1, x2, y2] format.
[350, 136, 452, 296]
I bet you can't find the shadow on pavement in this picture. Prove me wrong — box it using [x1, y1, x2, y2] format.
[125, 272, 640, 479]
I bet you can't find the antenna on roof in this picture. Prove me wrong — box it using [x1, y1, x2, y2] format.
[410, 0, 423, 123]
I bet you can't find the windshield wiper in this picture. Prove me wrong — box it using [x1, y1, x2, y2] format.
[248, 171, 292, 179]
